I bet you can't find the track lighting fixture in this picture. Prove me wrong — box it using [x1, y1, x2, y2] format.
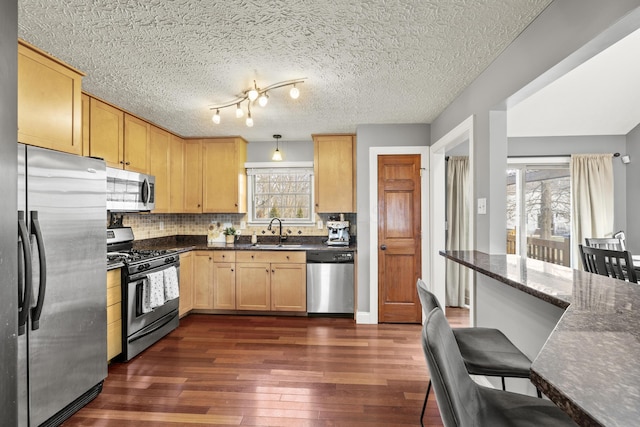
[209, 78, 306, 127]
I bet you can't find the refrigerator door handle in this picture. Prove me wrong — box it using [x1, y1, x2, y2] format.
[18, 211, 33, 336]
[30, 211, 47, 331]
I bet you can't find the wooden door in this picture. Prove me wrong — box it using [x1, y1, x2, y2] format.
[378, 154, 422, 323]
[149, 125, 170, 213]
[183, 140, 203, 213]
[123, 113, 149, 173]
[236, 263, 270, 310]
[89, 97, 124, 168]
[271, 263, 306, 311]
[193, 252, 213, 309]
[213, 262, 236, 310]
[169, 135, 185, 213]
[178, 252, 194, 316]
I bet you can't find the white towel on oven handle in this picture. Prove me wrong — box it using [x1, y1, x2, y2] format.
[147, 270, 165, 309]
[163, 266, 179, 301]
[141, 278, 153, 313]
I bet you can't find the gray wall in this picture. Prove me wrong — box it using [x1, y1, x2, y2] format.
[508, 135, 628, 237]
[431, 0, 640, 254]
[355, 123, 430, 314]
[626, 123, 640, 252]
[246, 139, 313, 162]
[0, 0, 18, 422]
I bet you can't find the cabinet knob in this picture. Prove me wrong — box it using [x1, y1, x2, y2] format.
[222, 255, 225, 259]
[119, 161, 124, 164]
[266, 269, 269, 272]
[235, 203, 238, 207]
[197, 204, 201, 208]
[125, 162, 130, 165]
[272, 269, 275, 273]
[231, 268, 234, 272]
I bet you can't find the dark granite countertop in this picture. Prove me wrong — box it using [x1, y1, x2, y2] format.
[441, 250, 640, 427]
[132, 235, 356, 253]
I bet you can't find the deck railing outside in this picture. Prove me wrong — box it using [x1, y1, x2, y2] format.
[507, 231, 571, 267]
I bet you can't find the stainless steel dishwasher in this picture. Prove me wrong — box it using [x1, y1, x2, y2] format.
[306, 250, 354, 316]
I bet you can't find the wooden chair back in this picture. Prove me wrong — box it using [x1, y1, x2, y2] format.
[579, 244, 638, 283]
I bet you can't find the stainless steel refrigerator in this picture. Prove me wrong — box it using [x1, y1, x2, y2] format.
[17, 144, 108, 426]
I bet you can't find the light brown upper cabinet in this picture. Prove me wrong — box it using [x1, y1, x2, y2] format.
[123, 113, 150, 173]
[88, 97, 124, 168]
[149, 125, 171, 213]
[18, 40, 84, 155]
[202, 137, 248, 213]
[313, 134, 356, 213]
[183, 139, 203, 213]
[169, 135, 185, 213]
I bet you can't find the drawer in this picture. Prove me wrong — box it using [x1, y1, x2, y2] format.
[107, 301, 121, 324]
[107, 268, 121, 289]
[236, 250, 305, 264]
[107, 318, 122, 361]
[107, 284, 121, 306]
[213, 251, 235, 262]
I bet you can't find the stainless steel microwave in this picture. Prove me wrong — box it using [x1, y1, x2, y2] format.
[106, 167, 155, 212]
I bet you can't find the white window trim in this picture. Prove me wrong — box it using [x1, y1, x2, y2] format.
[245, 161, 316, 226]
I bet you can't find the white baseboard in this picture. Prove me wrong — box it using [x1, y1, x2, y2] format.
[356, 311, 375, 324]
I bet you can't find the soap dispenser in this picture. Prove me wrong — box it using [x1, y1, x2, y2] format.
[251, 231, 258, 245]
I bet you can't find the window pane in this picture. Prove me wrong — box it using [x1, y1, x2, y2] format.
[250, 168, 314, 222]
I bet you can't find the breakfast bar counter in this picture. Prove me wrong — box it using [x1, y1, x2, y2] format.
[441, 250, 640, 427]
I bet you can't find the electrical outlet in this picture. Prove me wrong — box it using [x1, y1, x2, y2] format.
[477, 198, 487, 215]
[159, 221, 164, 230]
[240, 221, 246, 229]
[317, 220, 323, 229]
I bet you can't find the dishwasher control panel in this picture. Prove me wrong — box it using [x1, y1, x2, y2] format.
[306, 251, 354, 263]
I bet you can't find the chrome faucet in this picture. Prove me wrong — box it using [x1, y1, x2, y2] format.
[267, 217, 286, 245]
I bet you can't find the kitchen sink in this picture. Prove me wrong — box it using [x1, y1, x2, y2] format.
[252, 244, 303, 249]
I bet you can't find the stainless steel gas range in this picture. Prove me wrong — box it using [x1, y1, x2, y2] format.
[107, 227, 180, 361]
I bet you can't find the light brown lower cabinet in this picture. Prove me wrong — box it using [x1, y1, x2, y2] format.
[193, 251, 213, 309]
[178, 252, 194, 316]
[213, 251, 236, 309]
[106, 269, 122, 362]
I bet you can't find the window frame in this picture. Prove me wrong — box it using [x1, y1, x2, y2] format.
[245, 161, 315, 226]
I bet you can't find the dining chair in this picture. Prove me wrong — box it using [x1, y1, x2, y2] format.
[579, 244, 638, 283]
[421, 307, 578, 427]
[584, 237, 624, 250]
[613, 230, 627, 250]
[416, 279, 538, 426]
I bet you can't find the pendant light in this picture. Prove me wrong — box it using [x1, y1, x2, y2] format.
[272, 134, 283, 161]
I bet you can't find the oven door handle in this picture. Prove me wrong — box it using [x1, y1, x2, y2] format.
[18, 211, 33, 336]
[30, 211, 47, 331]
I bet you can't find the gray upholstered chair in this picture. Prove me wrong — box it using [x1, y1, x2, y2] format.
[416, 279, 538, 426]
[421, 307, 578, 427]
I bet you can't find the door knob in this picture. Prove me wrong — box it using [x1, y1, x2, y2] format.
[380, 244, 387, 250]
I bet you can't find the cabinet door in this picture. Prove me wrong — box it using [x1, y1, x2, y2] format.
[169, 135, 185, 213]
[179, 252, 194, 316]
[202, 138, 247, 213]
[193, 252, 213, 309]
[81, 93, 90, 156]
[271, 263, 307, 312]
[213, 262, 236, 309]
[314, 134, 356, 213]
[106, 269, 122, 361]
[149, 125, 171, 213]
[18, 41, 83, 155]
[123, 113, 149, 173]
[183, 140, 203, 213]
[89, 97, 124, 168]
[236, 263, 270, 310]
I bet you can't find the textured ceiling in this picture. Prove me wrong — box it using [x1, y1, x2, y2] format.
[18, 0, 551, 142]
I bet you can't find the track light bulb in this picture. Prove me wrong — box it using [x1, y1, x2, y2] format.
[246, 112, 254, 127]
[289, 85, 300, 99]
[235, 103, 244, 118]
[248, 88, 259, 101]
[212, 109, 221, 124]
[258, 93, 269, 107]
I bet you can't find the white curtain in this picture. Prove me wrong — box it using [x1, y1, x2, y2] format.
[571, 154, 614, 268]
[446, 156, 470, 307]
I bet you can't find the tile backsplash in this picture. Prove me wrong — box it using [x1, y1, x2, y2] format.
[118, 213, 356, 240]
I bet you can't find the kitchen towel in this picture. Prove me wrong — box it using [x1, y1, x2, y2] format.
[163, 266, 179, 301]
[147, 270, 165, 308]
[141, 278, 153, 313]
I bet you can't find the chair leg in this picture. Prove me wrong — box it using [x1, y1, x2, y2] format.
[501, 377, 506, 391]
[420, 380, 431, 427]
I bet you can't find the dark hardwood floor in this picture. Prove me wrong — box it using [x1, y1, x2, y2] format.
[61, 311, 467, 426]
